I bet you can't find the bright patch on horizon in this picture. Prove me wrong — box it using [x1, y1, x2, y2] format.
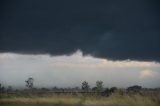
[139, 69, 155, 79]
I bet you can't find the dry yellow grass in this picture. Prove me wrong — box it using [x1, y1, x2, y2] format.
[0, 95, 80, 105]
[0, 93, 160, 106]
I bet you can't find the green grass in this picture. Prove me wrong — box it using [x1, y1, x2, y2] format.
[0, 93, 160, 106]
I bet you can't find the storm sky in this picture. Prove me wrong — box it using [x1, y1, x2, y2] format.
[0, 0, 160, 88]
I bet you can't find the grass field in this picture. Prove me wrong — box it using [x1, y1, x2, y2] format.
[0, 92, 160, 106]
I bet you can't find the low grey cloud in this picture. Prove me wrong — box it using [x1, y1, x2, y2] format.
[0, 51, 160, 88]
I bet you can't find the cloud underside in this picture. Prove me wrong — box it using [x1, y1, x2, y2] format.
[0, 0, 160, 61]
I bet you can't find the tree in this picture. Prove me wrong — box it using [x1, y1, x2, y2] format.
[7, 86, 13, 93]
[127, 85, 142, 93]
[81, 81, 90, 91]
[25, 77, 34, 89]
[0, 83, 1, 97]
[96, 81, 103, 92]
[92, 87, 98, 91]
[110, 87, 117, 93]
[0, 83, 1, 90]
[102, 88, 110, 96]
[0, 83, 5, 93]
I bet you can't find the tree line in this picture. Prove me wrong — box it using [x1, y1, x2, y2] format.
[1, 77, 159, 96]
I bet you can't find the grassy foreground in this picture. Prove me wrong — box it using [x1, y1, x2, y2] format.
[0, 93, 160, 106]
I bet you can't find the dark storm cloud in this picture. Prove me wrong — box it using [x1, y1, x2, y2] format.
[0, 0, 160, 61]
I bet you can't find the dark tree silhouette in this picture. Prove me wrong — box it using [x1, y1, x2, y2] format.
[81, 81, 90, 91]
[0, 83, 5, 93]
[102, 88, 110, 96]
[7, 86, 13, 93]
[110, 87, 117, 93]
[127, 85, 142, 93]
[25, 77, 34, 89]
[92, 87, 98, 91]
[96, 81, 103, 92]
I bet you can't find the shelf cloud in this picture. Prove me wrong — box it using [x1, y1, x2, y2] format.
[0, 0, 160, 61]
